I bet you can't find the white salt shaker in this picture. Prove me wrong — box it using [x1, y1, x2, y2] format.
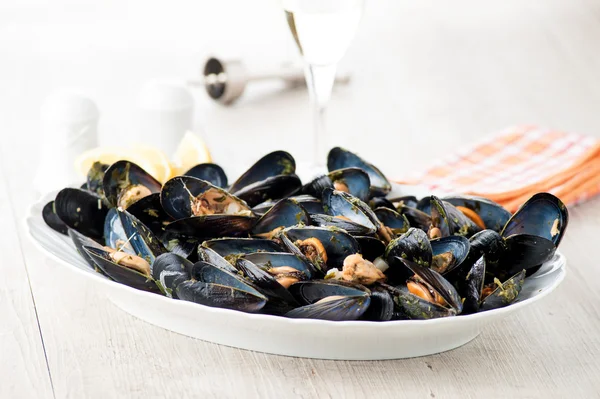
[33, 89, 99, 194]
[136, 80, 194, 157]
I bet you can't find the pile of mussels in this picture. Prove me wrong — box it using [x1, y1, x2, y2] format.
[42, 148, 568, 321]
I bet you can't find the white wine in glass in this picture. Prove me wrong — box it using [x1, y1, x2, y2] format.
[282, 0, 365, 170]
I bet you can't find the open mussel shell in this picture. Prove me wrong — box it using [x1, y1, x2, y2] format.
[176, 261, 267, 312]
[83, 246, 162, 293]
[374, 207, 410, 237]
[54, 188, 109, 239]
[251, 198, 310, 238]
[231, 174, 302, 207]
[286, 280, 371, 321]
[86, 162, 110, 196]
[327, 147, 391, 196]
[480, 270, 526, 311]
[201, 238, 284, 258]
[161, 176, 253, 220]
[235, 258, 299, 305]
[165, 214, 256, 239]
[444, 195, 512, 232]
[302, 167, 370, 202]
[322, 189, 377, 235]
[197, 246, 239, 274]
[104, 208, 135, 254]
[392, 258, 463, 319]
[152, 253, 193, 298]
[502, 234, 556, 276]
[397, 205, 432, 231]
[362, 284, 394, 321]
[286, 295, 370, 321]
[102, 161, 162, 208]
[309, 214, 373, 236]
[501, 193, 568, 247]
[368, 196, 395, 211]
[126, 193, 172, 236]
[42, 201, 69, 235]
[354, 236, 386, 262]
[430, 235, 470, 275]
[463, 256, 526, 313]
[280, 226, 360, 273]
[416, 196, 432, 214]
[289, 280, 370, 305]
[118, 209, 168, 266]
[228, 150, 295, 193]
[429, 196, 482, 239]
[446, 229, 506, 288]
[183, 163, 228, 188]
[253, 195, 323, 216]
[244, 252, 317, 280]
[384, 228, 433, 283]
[68, 229, 108, 275]
[388, 195, 418, 209]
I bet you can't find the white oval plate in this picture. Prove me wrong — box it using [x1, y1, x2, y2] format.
[26, 185, 566, 360]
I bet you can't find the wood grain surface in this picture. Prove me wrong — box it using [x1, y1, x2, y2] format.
[1, 0, 600, 397]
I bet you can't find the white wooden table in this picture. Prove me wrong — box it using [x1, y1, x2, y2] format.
[2, 0, 600, 397]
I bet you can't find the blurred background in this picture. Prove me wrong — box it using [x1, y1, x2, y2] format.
[1, 0, 599, 179]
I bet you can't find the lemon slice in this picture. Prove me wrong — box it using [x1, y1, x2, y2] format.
[133, 145, 173, 183]
[172, 131, 212, 176]
[75, 147, 159, 181]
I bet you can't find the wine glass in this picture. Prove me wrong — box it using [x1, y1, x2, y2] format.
[282, 0, 365, 171]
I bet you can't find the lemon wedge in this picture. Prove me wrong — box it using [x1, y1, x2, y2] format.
[171, 131, 212, 176]
[133, 145, 173, 183]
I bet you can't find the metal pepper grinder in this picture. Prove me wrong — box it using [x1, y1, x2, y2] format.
[188, 56, 351, 105]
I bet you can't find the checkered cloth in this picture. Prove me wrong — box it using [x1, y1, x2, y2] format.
[397, 125, 600, 212]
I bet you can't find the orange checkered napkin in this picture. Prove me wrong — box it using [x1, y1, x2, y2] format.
[396, 125, 600, 212]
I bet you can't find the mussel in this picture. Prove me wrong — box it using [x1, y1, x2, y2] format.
[42, 201, 69, 235]
[84, 246, 162, 293]
[500, 193, 568, 275]
[201, 238, 284, 258]
[302, 167, 370, 202]
[86, 162, 110, 196]
[161, 176, 256, 238]
[327, 147, 391, 196]
[463, 256, 526, 313]
[251, 198, 310, 239]
[176, 261, 267, 312]
[287, 280, 371, 321]
[253, 195, 324, 216]
[390, 258, 463, 319]
[183, 163, 228, 188]
[103, 161, 162, 209]
[228, 150, 296, 194]
[428, 196, 482, 239]
[279, 226, 360, 273]
[444, 195, 512, 232]
[54, 188, 109, 239]
[429, 235, 470, 275]
[373, 207, 410, 237]
[152, 252, 194, 298]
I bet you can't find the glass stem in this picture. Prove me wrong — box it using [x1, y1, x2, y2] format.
[305, 64, 337, 166]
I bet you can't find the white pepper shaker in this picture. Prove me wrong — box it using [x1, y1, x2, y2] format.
[136, 80, 194, 157]
[33, 89, 99, 194]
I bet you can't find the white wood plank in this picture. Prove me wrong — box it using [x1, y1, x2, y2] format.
[1, 0, 600, 397]
[0, 162, 54, 398]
